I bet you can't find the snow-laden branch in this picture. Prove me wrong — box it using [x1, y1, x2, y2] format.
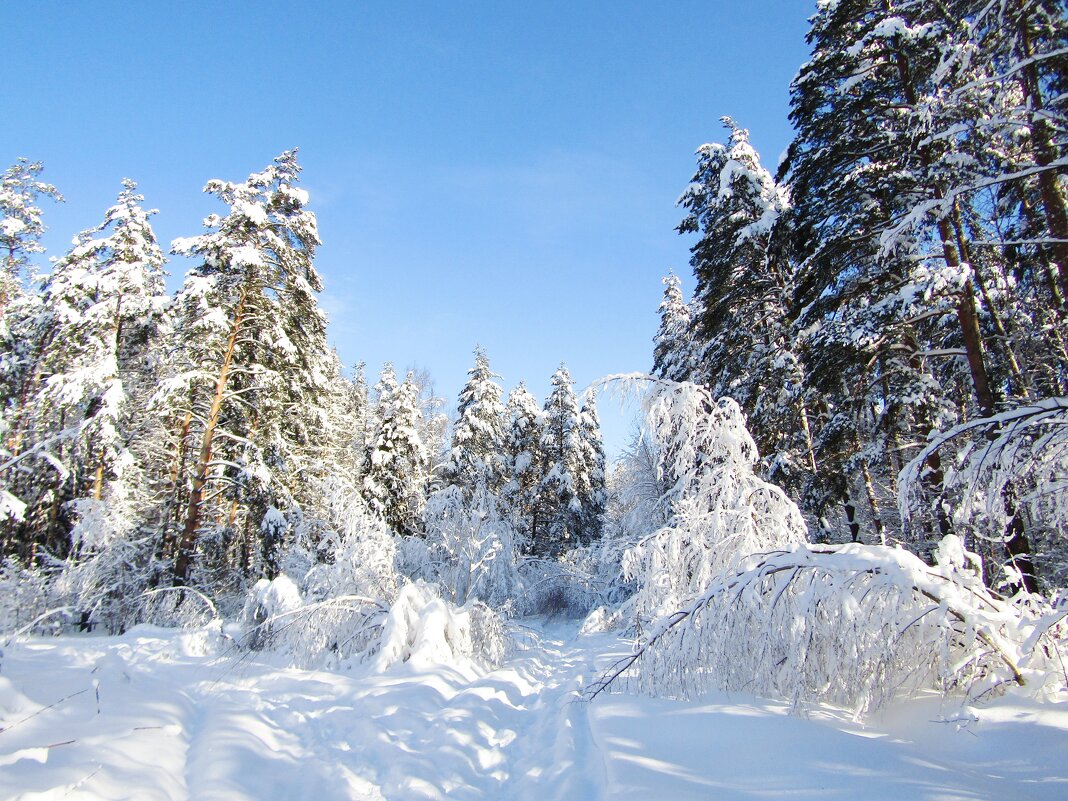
[898, 398, 1068, 546]
[585, 542, 1060, 715]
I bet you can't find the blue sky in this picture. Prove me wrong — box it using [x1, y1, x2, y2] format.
[3, 1, 812, 456]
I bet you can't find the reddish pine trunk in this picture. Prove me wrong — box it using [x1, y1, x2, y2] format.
[173, 287, 248, 584]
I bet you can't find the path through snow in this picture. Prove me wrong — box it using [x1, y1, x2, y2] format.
[0, 622, 1065, 800]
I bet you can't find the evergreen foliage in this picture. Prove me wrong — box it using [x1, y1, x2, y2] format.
[161, 149, 333, 588]
[502, 382, 542, 550]
[444, 348, 507, 497]
[364, 367, 430, 538]
[655, 0, 1068, 592]
[534, 366, 590, 556]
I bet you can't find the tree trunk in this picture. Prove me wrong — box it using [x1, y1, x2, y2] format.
[952, 206, 1030, 399]
[860, 462, 885, 546]
[938, 218, 998, 417]
[173, 286, 248, 584]
[1017, 19, 1068, 303]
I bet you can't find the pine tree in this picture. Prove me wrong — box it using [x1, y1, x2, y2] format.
[44, 180, 168, 540]
[781, 1, 979, 546]
[948, 0, 1068, 304]
[161, 150, 332, 587]
[933, 0, 1068, 401]
[2, 181, 167, 566]
[0, 161, 62, 539]
[781, 0, 1058, 582]
[0, 159, 63, 319]
[362, 362, 397, 518]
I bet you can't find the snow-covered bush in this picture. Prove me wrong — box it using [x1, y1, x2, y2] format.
[237, 573, 388, 668]
[371, 581, 507, 672]
[589, 539, 1068, 716]
[516, 552, 605, 618]
[574, 436, 670, 617]
[583, 377, 1067, 716]
[900, 398, 1068, 590]
[54, 498, 157, 634]
[237, 576, 507, 672]
[232, 481, 399, 668]
[297, 479, 399, 605]
[0, 557, 62, 636]
[139, 586, 221, 630]
[414, 484, 523, 610]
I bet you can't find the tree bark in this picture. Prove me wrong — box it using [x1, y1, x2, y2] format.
[1017, 19, 1068, 304]
[174, 285, 248, 584]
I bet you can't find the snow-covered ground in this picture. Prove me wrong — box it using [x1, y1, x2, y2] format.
[1, 622, 1065, 801]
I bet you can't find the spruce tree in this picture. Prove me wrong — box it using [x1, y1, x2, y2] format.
[501, 382, 542, 551]
[444, 347, 506, 498]
[781, 1, 976, 545]
[364, 366, 429, 537]
[651, 273, 698, 383]
[576, 390, 607, 541]
[338, 361, 370, 482]
[678, 118, 818, 504]
[534, 365, 586, 557]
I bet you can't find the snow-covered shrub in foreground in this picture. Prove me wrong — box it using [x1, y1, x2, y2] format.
[293, 476, 399, 605]
[371, 581, 507, 672]
[589, 539, 1068, 716]
[228, 484, 401, 668]
[55, 498, 157, 633]
[0, 558, 62, 636]
[238, 574, 388, 668]
[412, 484, 523, 610]
[236, 569, 507, 672]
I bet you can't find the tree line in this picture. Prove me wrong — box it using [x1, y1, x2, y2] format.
[653, 0, 1067, 593]
[0, 152, 605, 625]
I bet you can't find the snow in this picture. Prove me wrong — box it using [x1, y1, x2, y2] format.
[2, 621, 1065, 800]
[371, 581, 486, 674]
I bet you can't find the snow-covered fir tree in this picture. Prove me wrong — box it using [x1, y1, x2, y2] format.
[651, 273, 697, 383]
[501, 382, 542, 550]
[677, 118, 818, 505]
[1, 181, 168, 578]
[780, 0, 1056, 584]
[444, 348, 507, 498]
[364, 360, 400, 505]
[40, 181, 169, 575]
[363, 366, 430, 537]
[534, 365, 589, 557]
[577, 390, 607, 541]
[332, 360, 369, 484]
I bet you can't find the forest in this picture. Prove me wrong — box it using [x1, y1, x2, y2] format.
[1, 1, 1067, 798]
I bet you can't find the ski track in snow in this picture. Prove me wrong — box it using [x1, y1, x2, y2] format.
[1, 622, 1066, 800]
